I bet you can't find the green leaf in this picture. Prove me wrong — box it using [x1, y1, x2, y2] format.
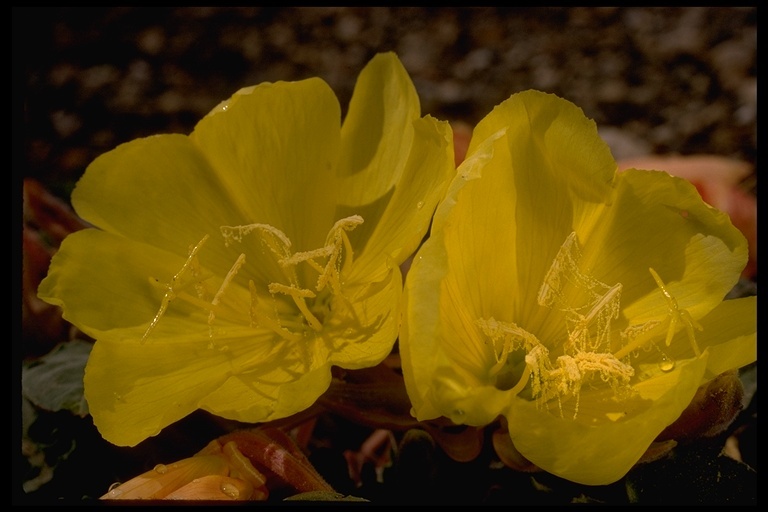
[22, 340, 92, 417]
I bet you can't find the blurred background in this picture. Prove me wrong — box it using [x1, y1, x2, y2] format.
[15, 6, 756, 504]
[17, 7, 756, 195]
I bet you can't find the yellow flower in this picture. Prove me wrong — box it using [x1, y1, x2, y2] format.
[38, 52, 455, 447]
[399, 90, 756, 485]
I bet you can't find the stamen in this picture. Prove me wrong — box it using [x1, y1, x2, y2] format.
[268, 283, 323, 331]
[281, 246, 333, 270]
[477, 317, 541, 391]
[648, 268, 703, 356]
[220, 223, 292, 258]
[524, 344, 552, 398]
[537, 231, 622, 354]
[216, 216, 364, 339]
[268, 282, 316, 298]
[318, 216, 364, 294]
[538, 232, 606, 308]
[208, 253, 247, 329]
[327, 215, 365, 239]
[248, 281, 303, 342]
[499, 231, 638, 416]
[540, 352, 634, 418]
[147, 279, 228, 316]
[567, 283, 622, 352]
[477, 317, 540, 373]
[614, 268, 703, 359]
[142, 235, 210, 342]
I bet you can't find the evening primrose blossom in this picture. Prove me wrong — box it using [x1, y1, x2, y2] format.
[38, 52, 455, 447]
[399, 90, 756, 486]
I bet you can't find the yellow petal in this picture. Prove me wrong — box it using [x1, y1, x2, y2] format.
[83, 327, 272, 446]
[191, 78, 341, 250]
[200, 353, 333, 423]
[72, 134, 243, 257]
[687, 296, 756, 381]
[337, 52, 421, 203]
[338, 52, 455, 275]
[467, 89, 616, 297]
[588, 169, 748, 322]
[505, 354, 708, 486]
[38, 229, 192, 332]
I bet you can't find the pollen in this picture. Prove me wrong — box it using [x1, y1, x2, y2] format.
[537, 232, 623, 353]
[475, 231, 637, 417]
[531, 351, 634, 419]
[538, 231, 606, 309]
[477, 317, 540, 379]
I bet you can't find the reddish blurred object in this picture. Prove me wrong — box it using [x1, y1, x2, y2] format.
[320, 359, 419, 432]
[22, 179, 91, 357]
[343, 429, 394, 488]
[101, 426, 336, 501]
[618, 155, 756, 280]
[656, 369, 744, 443]
[451, 121, 472, 167]
[217, 427, 335, 496]
[23, 179, 90, 244]
[102, 437, 270, 500]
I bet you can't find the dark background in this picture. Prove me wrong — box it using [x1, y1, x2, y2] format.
[15, 6, 757, 504]
[16, 7, 756, 197]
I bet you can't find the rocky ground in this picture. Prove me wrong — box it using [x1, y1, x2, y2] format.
[16, 6, 756, 505]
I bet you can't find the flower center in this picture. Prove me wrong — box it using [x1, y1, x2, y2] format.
[477, 231, 703, 419]
[141, 215, 363, 345]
